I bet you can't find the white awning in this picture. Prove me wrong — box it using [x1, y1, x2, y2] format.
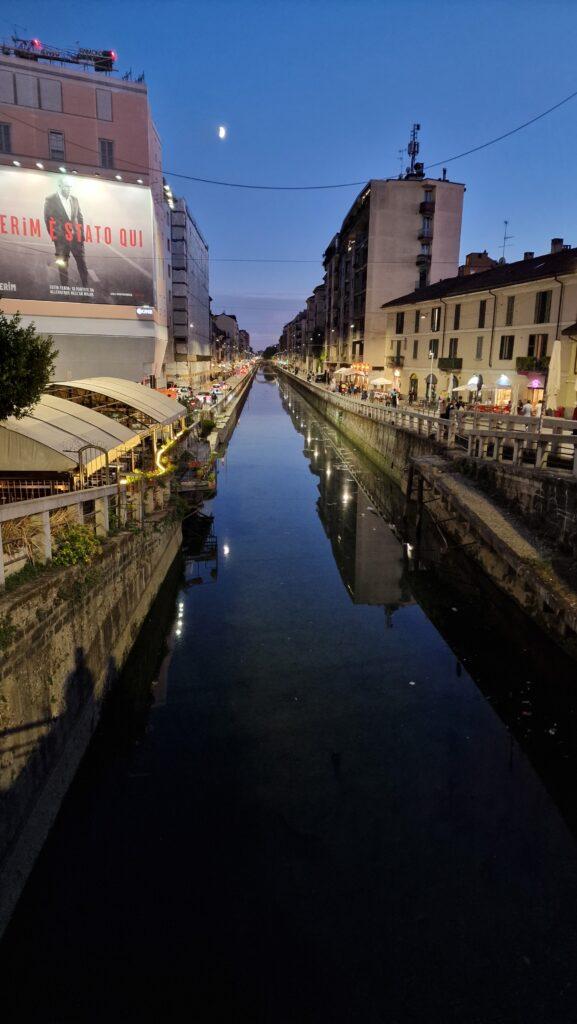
[0, 395, 141, 474]
[49, 377, 187, 426]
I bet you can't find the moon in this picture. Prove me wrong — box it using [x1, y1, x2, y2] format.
[218, 125, 227, 140]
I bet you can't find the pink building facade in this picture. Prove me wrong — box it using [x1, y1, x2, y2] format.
[0, 50, 170, 382]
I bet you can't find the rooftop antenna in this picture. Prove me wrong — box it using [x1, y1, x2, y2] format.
[397, 148, 406, 179]
[500, 219, 514, 262]
[406, 123, 421, 177]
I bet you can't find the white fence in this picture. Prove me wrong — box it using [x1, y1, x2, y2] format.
[285, 373, 577, 477]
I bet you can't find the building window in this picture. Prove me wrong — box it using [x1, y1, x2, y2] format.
[48, 129, 65, 161]
[0, 69, 15, 104]
[534, 290, 552, 324]
[0, 122, 11, 154]
[528, 333, 548, 358]
[505, 295, 515, 326]
[478, 299, 486, 328]
[429, 338, 439, 358]
[431, 306, 441, 331]
[419, 270, 428, 288]
[99, 138, 114, 168]
[39, 78, 62, 112]
[453, 304, 461, 330]
[475, 336, 484, 360]
[96, 88, 113, 121]
[499, 335, 514, 360]
[395, 311, 405, 334]
[448, 337, 458, 358]
[414, 310, 420, 333]
[413, 338, 419, 359]
[15, 73, 38, 108]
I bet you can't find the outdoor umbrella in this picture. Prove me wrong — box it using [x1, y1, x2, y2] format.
[370, 377, 393, 386]
[545, 338, 561, 409]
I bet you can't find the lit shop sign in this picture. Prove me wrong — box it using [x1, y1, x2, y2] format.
[0, 167, 154, 307]
[136, 306, 154, 318]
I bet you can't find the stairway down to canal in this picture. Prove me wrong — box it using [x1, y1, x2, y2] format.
[3, 367, 577, 1023]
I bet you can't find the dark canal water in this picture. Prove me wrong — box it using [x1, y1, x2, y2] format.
[3, 368, 577, 1023]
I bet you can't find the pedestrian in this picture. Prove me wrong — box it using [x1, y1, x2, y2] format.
[521, 398, 533, 417]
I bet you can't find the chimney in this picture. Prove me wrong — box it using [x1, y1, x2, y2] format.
[524, 251, 534, 260]
[551, 237, 563, 253]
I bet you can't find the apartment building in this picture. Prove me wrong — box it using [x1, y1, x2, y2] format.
[212, 312, 250, 363]
[0, 42, 170, 382]
[380, 240, 577, 410]
[323, 172, 465, 371]
[239, 329, 251, 354]
[305, 283, 326, 371]
[165, 196, 211, 386]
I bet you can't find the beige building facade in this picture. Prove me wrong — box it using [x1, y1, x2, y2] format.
[381, 242, 577, 412]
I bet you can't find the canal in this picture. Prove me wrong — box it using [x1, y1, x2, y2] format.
[3, 367, 577, 1023]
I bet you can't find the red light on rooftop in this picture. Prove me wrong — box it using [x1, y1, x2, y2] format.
[31, 38, 42, 49]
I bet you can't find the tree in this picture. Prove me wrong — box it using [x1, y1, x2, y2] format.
[0, 312, 57, 421]
[262, 344, 279, 360]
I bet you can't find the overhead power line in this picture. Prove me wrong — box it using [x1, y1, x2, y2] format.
[4, 83, 577, 189]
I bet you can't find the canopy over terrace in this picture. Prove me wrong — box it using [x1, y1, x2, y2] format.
[47, 378, 187, 433]
[0, 394, 141, 476]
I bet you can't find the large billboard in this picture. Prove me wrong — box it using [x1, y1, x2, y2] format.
[0, 167, 155, 306]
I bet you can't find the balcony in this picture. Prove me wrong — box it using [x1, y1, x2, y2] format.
[419, 200, 435, 215]
[516, 356, 550, 373]
[418, 228, 433, 242]
[438, 357, 463, 371]
[387, 355, 405, 368]
[416, 252, 432, 267]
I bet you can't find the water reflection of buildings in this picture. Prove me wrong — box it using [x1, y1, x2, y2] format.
[317, 461, 413, 621]
[280, 385, 413, 622]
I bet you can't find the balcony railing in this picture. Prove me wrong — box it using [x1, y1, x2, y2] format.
[516, 356, 550, 372]
[387, 355, 405, 368]
[416, 253, 431, 266]
[419, 200, 435, 215]
[438, 357, 463, 371]
[418, 228, 433, 242]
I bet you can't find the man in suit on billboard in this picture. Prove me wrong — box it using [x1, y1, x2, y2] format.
[44, 176, 89, 288]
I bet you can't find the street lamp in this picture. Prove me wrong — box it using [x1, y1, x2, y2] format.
[428, 347, 435, 404]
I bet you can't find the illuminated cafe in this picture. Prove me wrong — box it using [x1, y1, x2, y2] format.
[0, 378, 187, 504]
[380, 240, 577, 414]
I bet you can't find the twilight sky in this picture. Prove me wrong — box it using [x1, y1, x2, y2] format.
[6, 0, 577, 349]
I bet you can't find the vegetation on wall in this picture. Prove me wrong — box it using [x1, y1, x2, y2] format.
[52, 524, 102, 567]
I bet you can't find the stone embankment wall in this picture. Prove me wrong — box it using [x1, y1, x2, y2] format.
[282, 373, 439, 486]
[282, 371, 577, 661]
[0, 516, 182, 937]
[209, 367, 256, 450]
[455, 458, 577, 555]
